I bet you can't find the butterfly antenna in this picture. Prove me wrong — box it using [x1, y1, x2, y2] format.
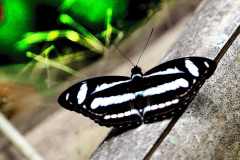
[114, 45, 135, 67]
[136, 28, 154, 66]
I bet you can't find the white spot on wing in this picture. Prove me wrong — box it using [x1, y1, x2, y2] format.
[104, 115, 110, 119]
[158, 104, 165, 109]
[151, 105, 158, 110]
[177, 78, 189, 88]
[131, 109, 140, 116]
[165, 101, 171, 106]
[118, 113, 124, 118]
[111, 114, 117, 119]
[65, 93, 70, 101]
[204, 61, 209, 68]
[193, 79, 196, 84]
[185, 60, 199, 77]
[77, 83, 88, 104]
[144, 106, 151, 112]
[125, 111, 131, 116]
[172, 99, 179, 104]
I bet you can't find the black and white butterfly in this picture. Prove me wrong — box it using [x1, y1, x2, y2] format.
[58, 57, 217, 129]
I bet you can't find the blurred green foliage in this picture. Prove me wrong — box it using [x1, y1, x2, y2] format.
[0, 0, 161, 59]
[0, 0, 165, 92]
[0, 0, 32, 54]
[61, 0, 127, 26]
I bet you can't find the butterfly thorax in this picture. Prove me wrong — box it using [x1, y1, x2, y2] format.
[131, 66, 143, 79]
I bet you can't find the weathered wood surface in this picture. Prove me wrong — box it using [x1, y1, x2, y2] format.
[92, 0, 240, 160]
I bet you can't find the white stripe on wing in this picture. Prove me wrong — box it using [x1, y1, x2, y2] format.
[145, 67, 183, 77]
[91, 93, 135, 109]
[104, 109, 140, 120]
[143, 99, 179, 114]
[91, 78, 188, 109]
[93, 80, 130, 93]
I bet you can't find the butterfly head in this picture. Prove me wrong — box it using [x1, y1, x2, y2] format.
[131, 66, 143, 79]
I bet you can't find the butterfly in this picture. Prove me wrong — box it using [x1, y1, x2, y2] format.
[58, 57, 217, 129]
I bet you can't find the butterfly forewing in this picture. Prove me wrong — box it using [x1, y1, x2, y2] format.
[142, 57, 216, 123]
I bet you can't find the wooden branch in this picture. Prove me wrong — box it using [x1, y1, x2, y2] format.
[0, 113, 44, 160]
[92, 0, 240, 159]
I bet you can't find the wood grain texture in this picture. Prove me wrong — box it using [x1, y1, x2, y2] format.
[92, 0, 240, 160]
